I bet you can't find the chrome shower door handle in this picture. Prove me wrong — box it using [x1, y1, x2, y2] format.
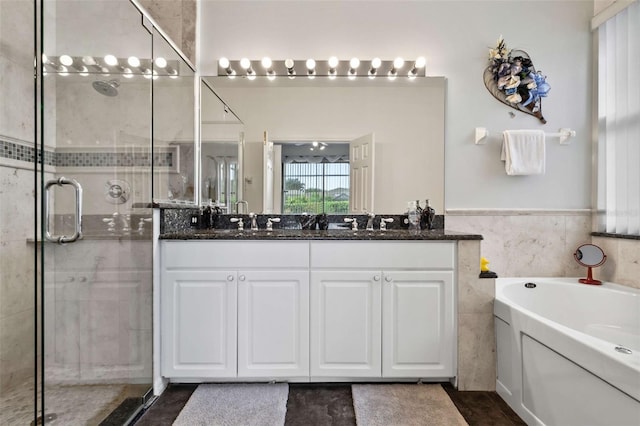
[45, 177, 83, 243]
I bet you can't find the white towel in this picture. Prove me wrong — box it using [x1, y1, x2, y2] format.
[501, 130, 546, 175]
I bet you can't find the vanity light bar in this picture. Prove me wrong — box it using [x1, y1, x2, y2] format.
[41, 55, 181, 78]
[217, 58, 427, 80]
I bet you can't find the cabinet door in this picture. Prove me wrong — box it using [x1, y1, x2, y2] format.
[310, 271, 382, 377]
[382, 270, 454, 378]
[237, 270, 309, 377]
[161, 270, 237, 378]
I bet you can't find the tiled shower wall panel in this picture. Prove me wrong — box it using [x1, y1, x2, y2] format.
[0, 0, 36, 395]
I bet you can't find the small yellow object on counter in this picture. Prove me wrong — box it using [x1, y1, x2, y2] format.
[480, 257, 490, 272]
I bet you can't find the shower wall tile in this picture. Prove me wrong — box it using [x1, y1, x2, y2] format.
[0, 0, 34, 65]
[0, 241, 35, 318]
[0, 309, 35, 393]
[0, 167, 36, 242]
[0, 56, 34, 143]
[181, 0, 197, 64]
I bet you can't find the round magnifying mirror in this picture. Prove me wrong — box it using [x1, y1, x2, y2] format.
[574, 243, 606, 285]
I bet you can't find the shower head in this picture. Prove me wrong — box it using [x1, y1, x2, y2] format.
[92, 79, 119, 97]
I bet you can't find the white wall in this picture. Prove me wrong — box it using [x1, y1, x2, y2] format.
[199, 0, 594, 210]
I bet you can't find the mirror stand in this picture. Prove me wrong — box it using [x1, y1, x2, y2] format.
[579, 266, 602, 285]
[573, 243, 607, 285]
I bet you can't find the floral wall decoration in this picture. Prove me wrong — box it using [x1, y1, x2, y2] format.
[484, 36, 551, 124]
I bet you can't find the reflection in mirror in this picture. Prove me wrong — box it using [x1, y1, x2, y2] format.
[152, 30, 196, 203]
[203, 76, 445, 214]
[200, 79, 244, 212]
[279, 142, 349, 214]
[574, 243, 607, 285]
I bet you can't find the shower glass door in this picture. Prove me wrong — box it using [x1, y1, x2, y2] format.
[38, 1, 154, 423]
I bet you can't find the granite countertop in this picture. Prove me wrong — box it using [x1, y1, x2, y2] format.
[160, 228, 482, 241]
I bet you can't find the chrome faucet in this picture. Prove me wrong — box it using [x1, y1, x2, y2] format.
[235, 200, 249, 214]
[137, 217, 152, 235]
[365, 212, 375, 231]
[230, 217, 244, 230]
[344, 217, 358, 230]
[380, 217, 394, 231]
[249, 212, 258, 231]
[266, 217, 281, 231]
[102, 212, 130, 233]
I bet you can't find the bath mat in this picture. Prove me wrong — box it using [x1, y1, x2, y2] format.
[352, 384, 468, 426]
[285, 384, 356, 425]
[172, 383, 288, 426]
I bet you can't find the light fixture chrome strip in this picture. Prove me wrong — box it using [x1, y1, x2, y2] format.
[216, 58, 427, 80]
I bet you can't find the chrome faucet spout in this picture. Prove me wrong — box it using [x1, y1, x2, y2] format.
[249, 212, 258, 231]
[366, 212, 375, 231]
[235, 200, 249, 214]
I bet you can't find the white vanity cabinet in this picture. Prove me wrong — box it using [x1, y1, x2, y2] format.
[309, 241, 455, 379]
[160, 241, 309, 379]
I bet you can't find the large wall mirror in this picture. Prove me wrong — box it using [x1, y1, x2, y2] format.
[200, 79, 244, 212]
[202, 76, 446, 214]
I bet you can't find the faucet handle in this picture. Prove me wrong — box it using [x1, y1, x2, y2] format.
[230, 217, 244, 230]
[380, 217, 394, 231]
[344, 217, 358, 230]
[266, 217, 281, 231]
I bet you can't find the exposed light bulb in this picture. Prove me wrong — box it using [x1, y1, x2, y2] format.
[127, 56, 140, 67]
[219, 57, 230, 69]
[306, 59, 316, 70]
[42, 54, 49, 64]
[328, 56, 339, 68]
[104, 54, 118, 66]
[348, 57, 359, 80]
[155, 57, 167, 68]
[240, 58, 251, 70]
[285, 59, 295, 69]
[415, 56, 426, 68]
[369, 57, 381, 79]
[83, 56, 97, 66]
[312, 141, 319, 147]
[393, 57, 405, 69]
[261, 57, 272, 69]
[59, 55, 73, 66]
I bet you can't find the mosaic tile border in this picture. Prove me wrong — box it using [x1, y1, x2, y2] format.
[0, 138, 55, 166]
[0, 136, 173, 168]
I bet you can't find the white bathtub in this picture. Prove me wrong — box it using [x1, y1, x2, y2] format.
[494, 278, 640, 426]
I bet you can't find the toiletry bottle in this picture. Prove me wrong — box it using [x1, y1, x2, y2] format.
[421, 199, 435, 230]
[407, 201, 420, 230]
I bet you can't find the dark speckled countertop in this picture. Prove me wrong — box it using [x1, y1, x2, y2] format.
[160, 228, 482, 241]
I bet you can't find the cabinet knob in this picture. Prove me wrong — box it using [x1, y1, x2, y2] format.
[384, 276, 392, 282]
[227, 275, 234, 282]
[239, 275, 246, 281]
[373, 275, 380, 281]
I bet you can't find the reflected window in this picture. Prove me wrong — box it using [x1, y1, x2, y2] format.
[282, 142, 349, 214]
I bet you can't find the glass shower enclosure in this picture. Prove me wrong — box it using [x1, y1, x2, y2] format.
[34, 0, 195, 424]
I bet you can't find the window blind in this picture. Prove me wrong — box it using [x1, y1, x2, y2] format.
[597, 0, 640, 235]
